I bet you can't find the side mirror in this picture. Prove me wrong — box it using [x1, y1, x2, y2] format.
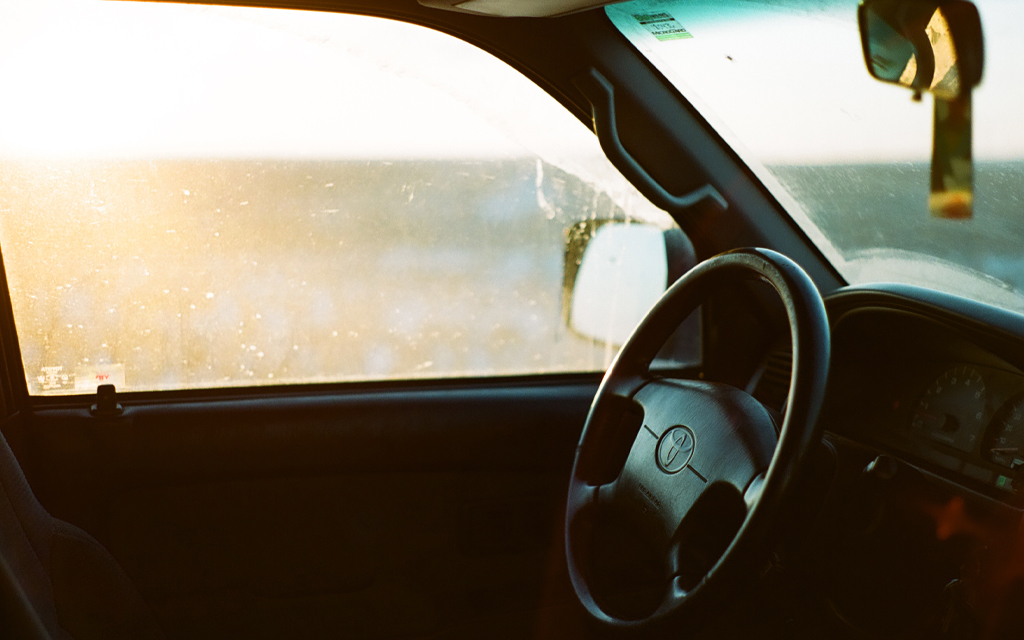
[562, 220, 695, 348]
[859, 0, 983, 100]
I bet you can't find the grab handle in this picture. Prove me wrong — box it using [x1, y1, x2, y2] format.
[573, 68, 727, 214]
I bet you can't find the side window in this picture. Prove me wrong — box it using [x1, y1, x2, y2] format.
[0, 2, 697, 395]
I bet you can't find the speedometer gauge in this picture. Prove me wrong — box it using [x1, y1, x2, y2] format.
[911, 366, 986, 452]
[986, 395, 1024, 471]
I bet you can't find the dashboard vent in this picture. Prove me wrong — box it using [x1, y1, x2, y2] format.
[750, 343, 792, 414]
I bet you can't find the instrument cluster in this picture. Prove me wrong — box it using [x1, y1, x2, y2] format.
[909, 364, 1024, 495]
[823, 299, 1024, 504]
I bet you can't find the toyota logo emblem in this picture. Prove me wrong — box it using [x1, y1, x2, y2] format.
[656, 426, 695, 474]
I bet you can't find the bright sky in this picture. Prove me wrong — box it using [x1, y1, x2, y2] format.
[0, 0, 597, 160]
[606, 0, 1024, 164]
[5, 0, 1019, 166]
[0, 0, 676, 229]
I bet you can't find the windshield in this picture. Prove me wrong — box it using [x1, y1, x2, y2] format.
[608, 0, 1024, 311]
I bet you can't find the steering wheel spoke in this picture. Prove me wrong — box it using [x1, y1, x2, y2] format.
[566, 480, 601, 523]
[601, 370, 654, 402]
[654, 575, 692, 617]
[743, 471, 767, 511]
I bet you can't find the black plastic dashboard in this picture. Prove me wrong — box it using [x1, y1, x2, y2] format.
[824, 284, 1024, 507]
[779, 284, 1024, 636]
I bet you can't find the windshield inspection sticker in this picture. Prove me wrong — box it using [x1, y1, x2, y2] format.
[632, 12, 693, 41]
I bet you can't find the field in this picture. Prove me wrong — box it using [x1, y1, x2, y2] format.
[772, 161, 1024, 292]
[0, 159, 628, 394]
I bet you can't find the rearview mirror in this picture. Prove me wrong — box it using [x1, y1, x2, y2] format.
[859, 0, 983, 218]
[859, 0, 983, 100]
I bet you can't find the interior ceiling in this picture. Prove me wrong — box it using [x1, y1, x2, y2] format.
[417, 0, 620, 18]
[150, 0, 618, 17]
[152, 0, 618, 15]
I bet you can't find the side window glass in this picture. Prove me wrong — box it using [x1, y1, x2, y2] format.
[0, 2, 697, 395]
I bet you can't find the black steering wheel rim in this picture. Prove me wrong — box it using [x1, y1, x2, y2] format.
[565, 247, 830, 631]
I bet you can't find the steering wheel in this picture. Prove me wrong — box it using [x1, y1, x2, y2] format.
[565, 248, 829, 631]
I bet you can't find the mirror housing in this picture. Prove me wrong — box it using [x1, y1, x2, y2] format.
[562, 220, 695, 347]
[858, 0, 983, 100]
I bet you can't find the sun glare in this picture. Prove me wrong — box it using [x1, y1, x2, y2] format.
[0, 0, 589, 160]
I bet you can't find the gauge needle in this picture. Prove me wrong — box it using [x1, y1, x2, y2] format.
[915, 409, 943, 421]
[990, 447, 1019, 454]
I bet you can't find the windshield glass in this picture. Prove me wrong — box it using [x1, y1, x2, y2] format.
[608, 0, 1024, 311]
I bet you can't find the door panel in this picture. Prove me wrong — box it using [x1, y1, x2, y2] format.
[10, 381, 597, 639]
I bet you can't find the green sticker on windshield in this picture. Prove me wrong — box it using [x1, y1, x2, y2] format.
[632, 12, 692, 41]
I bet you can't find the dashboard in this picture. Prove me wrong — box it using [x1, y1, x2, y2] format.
[823, 285, 1024, 506]
[772, 284, 1024, 637]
